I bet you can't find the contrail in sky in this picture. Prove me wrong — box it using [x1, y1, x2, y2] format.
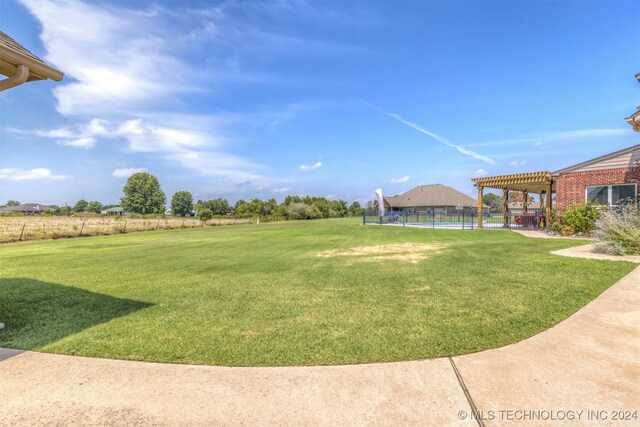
[358, 99, 496, 164]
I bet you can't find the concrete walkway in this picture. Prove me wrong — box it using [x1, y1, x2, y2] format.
[1, 267, 638, 425]
[552, 243, 640, 263]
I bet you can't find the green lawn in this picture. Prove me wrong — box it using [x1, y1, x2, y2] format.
[0, 219, 635, 366]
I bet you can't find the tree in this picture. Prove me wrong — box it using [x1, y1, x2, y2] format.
[483, 193, 503, 211]
[234, 199, 247, 211]
[85, 201, 103, 214]
[171, 191, 194, 217]
[74, 199, 88, 212]
[59, 205, 73, 215]
[349, 201, 363, 216]
[121, 172, 166, 214]
[5, 200, 20, 207]
[208, 198, 231, 216]
[198, 208, 213, 222]
[235, 198, 264, 218]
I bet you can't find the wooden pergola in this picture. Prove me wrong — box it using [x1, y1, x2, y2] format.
[471, 171, 554, 229]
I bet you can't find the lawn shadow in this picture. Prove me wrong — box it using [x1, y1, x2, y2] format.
[0, 278, 152, 350]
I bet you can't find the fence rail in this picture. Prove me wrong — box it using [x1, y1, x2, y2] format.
[363, 209, 546, 230]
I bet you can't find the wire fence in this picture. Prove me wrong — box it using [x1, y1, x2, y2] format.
[0, 216, 252, 243]
[363, 209, 547, 230]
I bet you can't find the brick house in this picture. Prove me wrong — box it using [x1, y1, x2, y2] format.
[553, 144, 640, 211]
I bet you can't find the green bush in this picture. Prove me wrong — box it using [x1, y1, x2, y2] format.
[558, 203, 601, 235]
[595, 203, 640, 255]
[198, 208, 213, 222]
[287, 203, 321, 220]
[548, 208, 563, 235]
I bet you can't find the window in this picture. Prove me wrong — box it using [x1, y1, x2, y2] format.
[585, 184, 637, 206]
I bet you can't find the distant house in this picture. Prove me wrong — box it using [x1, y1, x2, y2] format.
[101, 206, 127, 216]
[384, 184, 487, 214]
[507, 200, 555, 214]
[0, 203, 50, 215]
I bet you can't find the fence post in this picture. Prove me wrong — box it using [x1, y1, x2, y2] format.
[432, 211, 435, 229]
[79, 221, 85, 236]
[362, 211, 365, 226]
[462, 211, 465, 230]
[123, 221, 127, 233]
[19, 224, 26, 241]
[416, 210, 419, 224]
[403, 209, 406, 227]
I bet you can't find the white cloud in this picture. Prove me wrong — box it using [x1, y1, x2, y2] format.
[34, 119, 109, 148]
[473, 169, 488, 177]
[390, 175, 409, 183]
[19, 0, 269, 185]
[272, 187, 290, 193]
[57, 137, 96, 148]
[299, 161, 322, 171]
[20, 0, 194, 116]
[508, 160, 526, 167]
[112, 167, 148, 179]
[465, 129, 630, 148]
[0, 168, 72, 181]
[359, 100, 495, 164]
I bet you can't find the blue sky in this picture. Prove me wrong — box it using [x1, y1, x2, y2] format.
[0, 0, 638, 206]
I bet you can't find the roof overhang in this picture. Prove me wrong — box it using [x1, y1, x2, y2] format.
[0, 44, 63, 83]
[472, 171, 554, 193]
[626, 110, 640, 132]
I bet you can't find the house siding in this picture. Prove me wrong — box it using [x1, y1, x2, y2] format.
[555, 166, 640, 211]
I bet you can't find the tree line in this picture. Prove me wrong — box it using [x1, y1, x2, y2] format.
[3, 172, 366, 220]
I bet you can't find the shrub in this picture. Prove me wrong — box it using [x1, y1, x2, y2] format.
[548, 208, 563, 235]
[287, 203, 321, 220]
[198, 208, 213, 222]
[558, 203, 601, 235]
[595, 203, 640, 255]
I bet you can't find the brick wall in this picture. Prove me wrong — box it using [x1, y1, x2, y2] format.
[555, 167, 640, 211]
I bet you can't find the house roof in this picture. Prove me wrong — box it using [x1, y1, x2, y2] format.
[0, 203, 50, 212]
[553, 144, 640, 175]
[384, 184, 483, 208]
[0, 31, 63, 83]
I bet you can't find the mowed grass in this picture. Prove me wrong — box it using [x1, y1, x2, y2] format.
[0, 219, 635, 366]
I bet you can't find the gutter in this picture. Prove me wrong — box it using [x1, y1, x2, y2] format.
[0, 64, 29, 92]
[0, 44, 63, 82]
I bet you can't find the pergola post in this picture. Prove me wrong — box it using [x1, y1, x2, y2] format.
[503, 189, 509, 228]
[477, 186, 484, 229]
[522, 191, 528, 213]
[539, 193, 544, 212]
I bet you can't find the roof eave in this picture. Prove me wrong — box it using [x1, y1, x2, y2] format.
[625, 111, 640, 132]
[552, 143, 640, 175]
[0, 45, 63, 82]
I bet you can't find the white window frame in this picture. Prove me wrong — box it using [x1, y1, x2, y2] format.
[585, 183, 637, 206]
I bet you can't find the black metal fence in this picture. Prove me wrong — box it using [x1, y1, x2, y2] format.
[363, 209, 546, 230]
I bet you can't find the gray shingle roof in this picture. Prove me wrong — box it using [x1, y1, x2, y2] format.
[0, 203, 50, 212]
[384, 184, 482, 208]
